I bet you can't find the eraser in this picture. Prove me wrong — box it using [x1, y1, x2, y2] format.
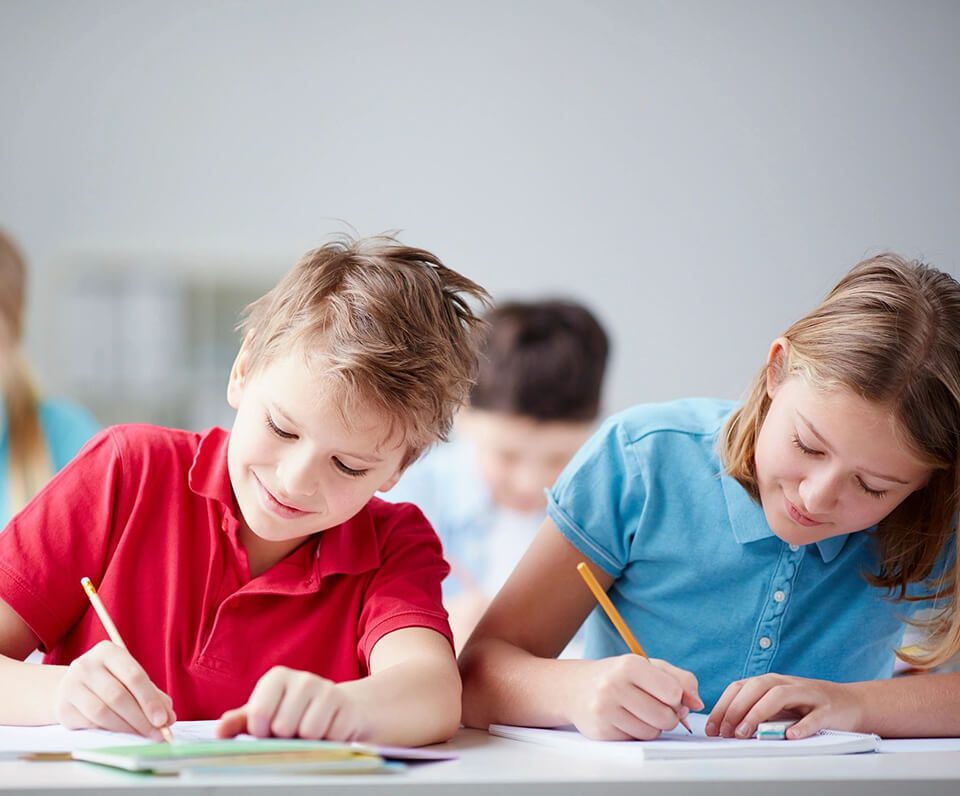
[756, 720, 797, 740]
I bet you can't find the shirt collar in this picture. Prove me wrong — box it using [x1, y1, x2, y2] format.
[187, 427, 381, 579]
[719, 471, 850, 564]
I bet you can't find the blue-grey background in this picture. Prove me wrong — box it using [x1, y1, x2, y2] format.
[1, 0, 957, 427]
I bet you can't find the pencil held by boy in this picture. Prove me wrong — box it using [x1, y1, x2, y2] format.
[460, 253, 960, 741]
[0, 234, 489, 746]
[389, 300, 609, 649]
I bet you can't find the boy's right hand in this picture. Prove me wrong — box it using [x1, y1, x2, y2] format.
[54, 641, 175, 738]
[567, 655, 702, 740]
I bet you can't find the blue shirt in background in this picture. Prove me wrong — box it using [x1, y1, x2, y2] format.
[0, 399, 100, 526]
[547, 398, 935, 711]
[389, 437, 543, 599]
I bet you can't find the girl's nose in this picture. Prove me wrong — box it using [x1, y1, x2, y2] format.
[798, 470, 839, 514]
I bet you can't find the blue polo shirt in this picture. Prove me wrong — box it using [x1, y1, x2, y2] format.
[547, 398, 936, 711]
[0, 399, 99, 526]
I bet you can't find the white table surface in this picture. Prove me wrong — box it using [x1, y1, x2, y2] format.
[0, 728, 958, 795]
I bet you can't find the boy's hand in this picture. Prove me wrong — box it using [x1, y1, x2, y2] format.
[54, 640, 175, 738]
[217, 666, 365, 741]
[705, 673, 864, 740]
[567, 655, 702, 740]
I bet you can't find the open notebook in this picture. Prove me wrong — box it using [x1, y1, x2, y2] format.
[0, 720, 456, 773]
[489, 713, 879, 760]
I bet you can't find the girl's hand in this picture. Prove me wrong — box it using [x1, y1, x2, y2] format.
[54, 640, 176, 738]
[567, 655, 702, 740]
[705, 673, 864, 740]
[217, 666, 365, 741]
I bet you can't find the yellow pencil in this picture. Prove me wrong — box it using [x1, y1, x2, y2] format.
[576, 562, 693, 734]
[80, 577, 175, 743]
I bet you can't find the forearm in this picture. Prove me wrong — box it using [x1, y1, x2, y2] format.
[339, 658, 462, 746]
[851, 673, 960, 737]
[0, 655, 67, 725]
[460, 637, 587, 729]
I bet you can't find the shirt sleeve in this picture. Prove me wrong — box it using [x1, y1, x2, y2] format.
[546, 416, 646, 578]
[357, 503, 453, 667]
[0, 429, 124, 651]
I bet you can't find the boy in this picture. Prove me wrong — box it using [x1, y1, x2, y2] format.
[0, 235, 489, 746]
[389, 300, 609, 649]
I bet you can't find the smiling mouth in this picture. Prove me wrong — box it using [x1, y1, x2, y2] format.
[785, 496, 822, 527]
[253, 473, 309, 518]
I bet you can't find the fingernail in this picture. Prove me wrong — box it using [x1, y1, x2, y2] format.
[678, 705, 690, 718]
[151, 710, 166, 726]
[735, 723, 750, 738]
[705, 722, 716, 735]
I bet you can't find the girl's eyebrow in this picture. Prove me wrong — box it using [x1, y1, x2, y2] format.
[795, 411, 910, 485]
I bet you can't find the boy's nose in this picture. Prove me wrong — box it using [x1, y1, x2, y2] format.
[278, 459, 320, 499]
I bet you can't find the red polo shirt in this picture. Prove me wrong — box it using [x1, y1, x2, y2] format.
[0, 425, 452, 719]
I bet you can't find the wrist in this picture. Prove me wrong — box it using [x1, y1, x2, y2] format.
[841, 680, 873, 734]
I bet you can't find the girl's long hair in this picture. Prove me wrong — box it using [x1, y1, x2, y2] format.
[720, 254, 960, 667]
[0, 231, 51, 512]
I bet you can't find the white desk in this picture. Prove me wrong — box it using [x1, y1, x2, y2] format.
[0, 729, 958, 795]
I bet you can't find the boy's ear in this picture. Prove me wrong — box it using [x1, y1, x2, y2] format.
[227, 331, 256, 409]
[377, 469, 404, 494]
[765, 337, 791, 398]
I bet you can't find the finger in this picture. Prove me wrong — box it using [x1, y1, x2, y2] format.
[734, 685, 803, 739]
[84, 666, 160, 737]
[649, 659, 703, 710]
[625, 658, 686, 713]
[706, 680, 744, 736]
[269, 676, 318, 738]
[216, 707, 249, 738]
[100, 648, 172, 729]
[243, 668, 290, 737]
[786, 711, 828, 740]
[324, 705, 356, 742]
[619, 682, 686, 733]
[297, 691, 340, 740]
[69, 680, 144, 736]
[610, 705, 662, 741]
[719, 677, 786, 738]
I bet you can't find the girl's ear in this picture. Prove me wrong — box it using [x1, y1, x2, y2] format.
[765, 337, 792, 398]
[227, 330, 256, 409]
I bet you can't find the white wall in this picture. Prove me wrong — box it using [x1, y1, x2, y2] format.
[1, 0, 958, 416]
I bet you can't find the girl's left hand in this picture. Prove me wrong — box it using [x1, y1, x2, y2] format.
[704, 673, 865, 740]
[216, 666, 366, 741]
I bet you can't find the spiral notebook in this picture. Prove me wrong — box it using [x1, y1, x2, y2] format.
[488, 713, 879, 760]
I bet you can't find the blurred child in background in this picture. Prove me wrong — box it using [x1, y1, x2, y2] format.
[0, 229, 98, 526]
[391, 300, 609, 650]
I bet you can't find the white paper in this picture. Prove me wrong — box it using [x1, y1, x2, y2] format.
[489, 714, 880, 759]
[0, 720, 220, 753]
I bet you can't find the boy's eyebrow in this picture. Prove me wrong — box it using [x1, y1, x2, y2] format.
[796, 411, 910, 484]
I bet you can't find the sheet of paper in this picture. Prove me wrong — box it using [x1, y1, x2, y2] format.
[0, 719, 220, 753]
[489, 713, 881, 759]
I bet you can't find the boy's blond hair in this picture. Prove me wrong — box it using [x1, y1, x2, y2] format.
[239, 234, 490, 464]
[720, 253, 960, 668]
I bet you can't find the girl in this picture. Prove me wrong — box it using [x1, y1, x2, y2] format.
[0, 229, 99, 526]
[460, 253, 960, 740]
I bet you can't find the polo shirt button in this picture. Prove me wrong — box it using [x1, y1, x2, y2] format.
[789, 544, 800, 552]
[759, 636, 772, 649]
[773, 590, 786, 603]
